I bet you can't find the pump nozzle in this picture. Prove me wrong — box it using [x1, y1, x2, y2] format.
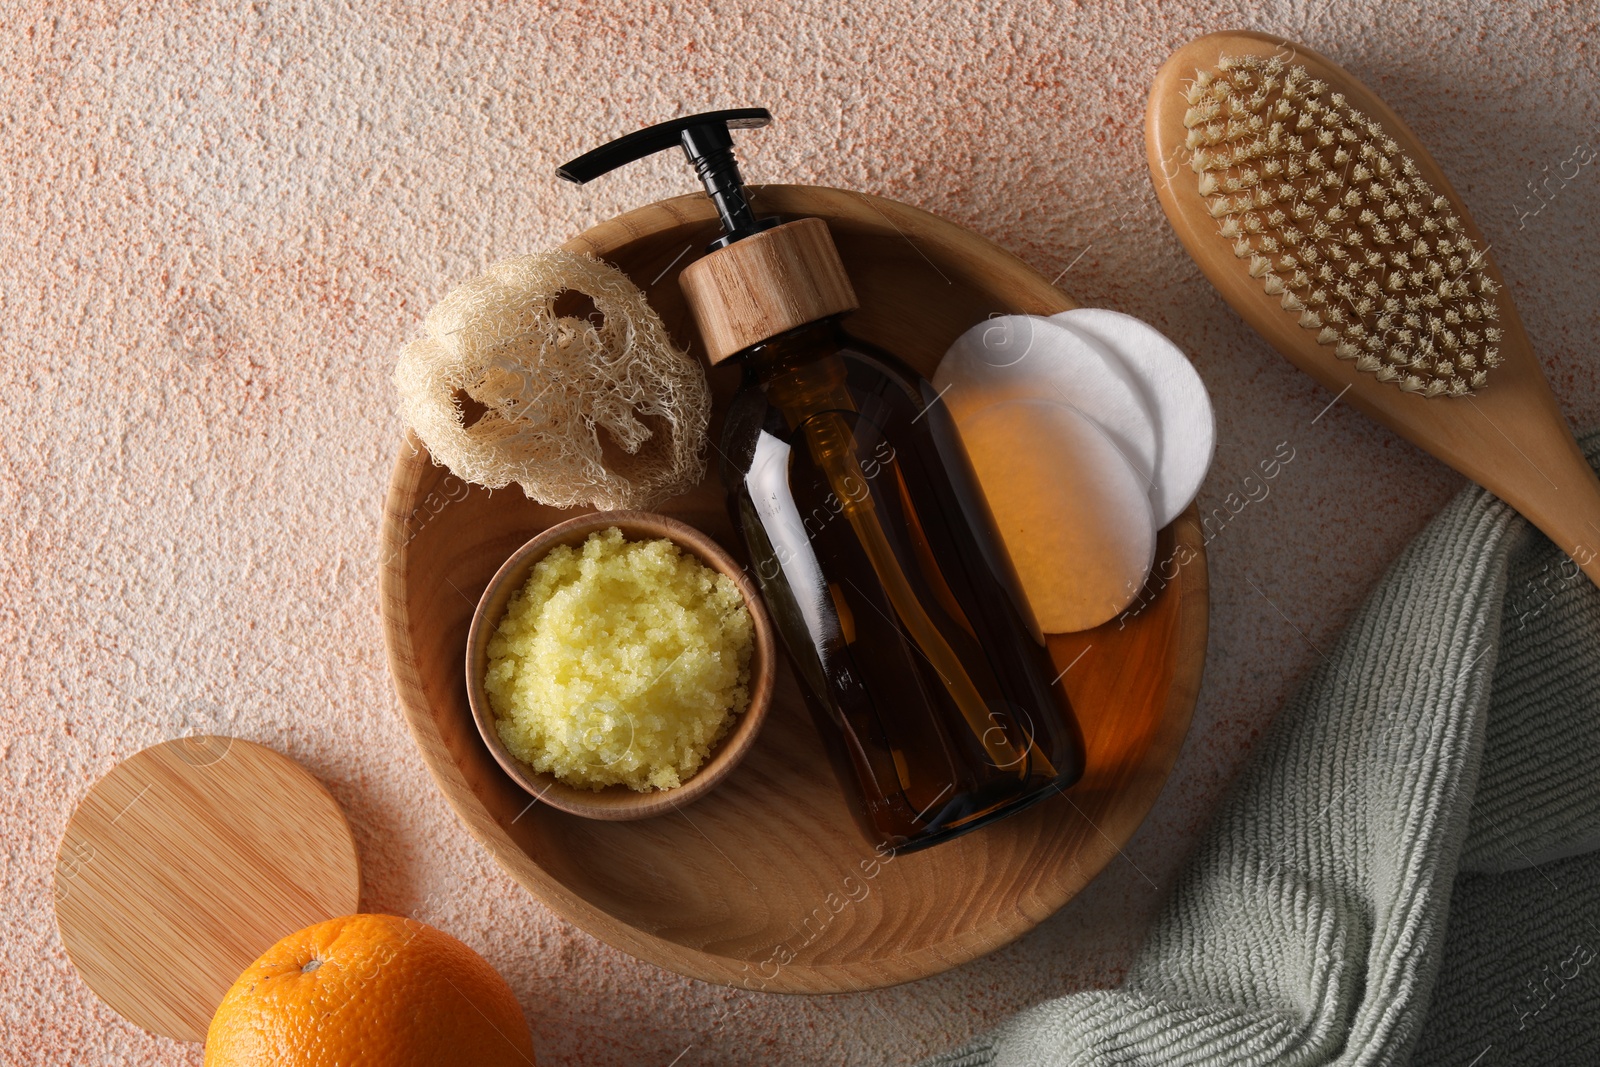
[558, 108, 779, 249]
[563, 107, 857, 364]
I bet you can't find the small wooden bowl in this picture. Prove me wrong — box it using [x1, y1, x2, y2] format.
[464, 511, 776, 820]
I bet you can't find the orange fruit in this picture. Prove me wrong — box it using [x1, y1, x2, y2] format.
[205, 913, 536, 1067]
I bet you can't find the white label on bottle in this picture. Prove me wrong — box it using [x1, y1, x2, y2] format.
[745, 430, 839, 661]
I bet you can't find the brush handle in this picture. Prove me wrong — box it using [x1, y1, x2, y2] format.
[1285, 288, 1600, 587]
[1503, 447, 1600, 589]
[1386, 355, 1600, 588]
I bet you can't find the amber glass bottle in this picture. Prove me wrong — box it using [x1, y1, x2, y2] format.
[559, 107, 1084, 852]
[718, 315, 1085, 852]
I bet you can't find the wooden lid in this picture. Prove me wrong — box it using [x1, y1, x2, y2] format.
[54, 737, 362, 1043]
[679, 217, 859, 364]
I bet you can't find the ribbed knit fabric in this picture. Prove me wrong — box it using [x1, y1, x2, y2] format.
[923, 435, 1600, 1067]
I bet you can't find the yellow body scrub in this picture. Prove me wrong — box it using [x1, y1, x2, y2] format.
[484, 527, 754, 792]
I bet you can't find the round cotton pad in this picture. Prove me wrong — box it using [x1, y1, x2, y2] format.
[934, 315, 1158, 495]
[1051, 308, 1214, 528]
[956, 399, 1157, 634]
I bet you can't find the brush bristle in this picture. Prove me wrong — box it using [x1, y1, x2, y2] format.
[1183, 54, 1502, 397]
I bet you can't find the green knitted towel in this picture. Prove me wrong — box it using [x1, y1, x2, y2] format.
[926, 435, 1600, 1066]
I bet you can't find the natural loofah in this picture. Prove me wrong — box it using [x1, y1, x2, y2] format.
[395, 250, 711, 510]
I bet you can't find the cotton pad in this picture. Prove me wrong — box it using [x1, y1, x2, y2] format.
[1051, 308, 1214, 527]
[934, 315, 1158, 496]
[956, 399, 1157, 635]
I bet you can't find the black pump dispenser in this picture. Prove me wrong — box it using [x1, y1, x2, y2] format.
[557, 108, 780, 249]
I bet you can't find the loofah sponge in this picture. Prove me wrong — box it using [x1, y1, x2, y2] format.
[395, 250, 711, 510]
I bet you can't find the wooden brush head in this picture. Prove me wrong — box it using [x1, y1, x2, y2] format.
[1148, 31, 1600, 587]
[1149, 32, 1513, 399]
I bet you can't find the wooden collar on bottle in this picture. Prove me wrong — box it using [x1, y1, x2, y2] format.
[679, 217, 860, 365]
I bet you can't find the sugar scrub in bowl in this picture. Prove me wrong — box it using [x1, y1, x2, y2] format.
[465, 512, 776, 819]
[487, 528, 751, 789]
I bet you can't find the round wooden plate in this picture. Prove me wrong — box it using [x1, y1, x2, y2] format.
[55, 737, 362, 1042]
[380, 184, 1209, 993]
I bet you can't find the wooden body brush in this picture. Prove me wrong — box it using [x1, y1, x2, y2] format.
[1147, 31, 1600, 585]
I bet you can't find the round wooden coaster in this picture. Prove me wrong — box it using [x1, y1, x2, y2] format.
[55, 737, 361, 1043]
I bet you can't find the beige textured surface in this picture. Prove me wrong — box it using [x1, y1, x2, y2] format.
[4, 2, 1597, 1064]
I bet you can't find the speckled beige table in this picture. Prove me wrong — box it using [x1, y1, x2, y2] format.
[5, 2, 1597, 1064]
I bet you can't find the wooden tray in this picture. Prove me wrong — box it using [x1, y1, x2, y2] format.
[380, 184, 1209, 992]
